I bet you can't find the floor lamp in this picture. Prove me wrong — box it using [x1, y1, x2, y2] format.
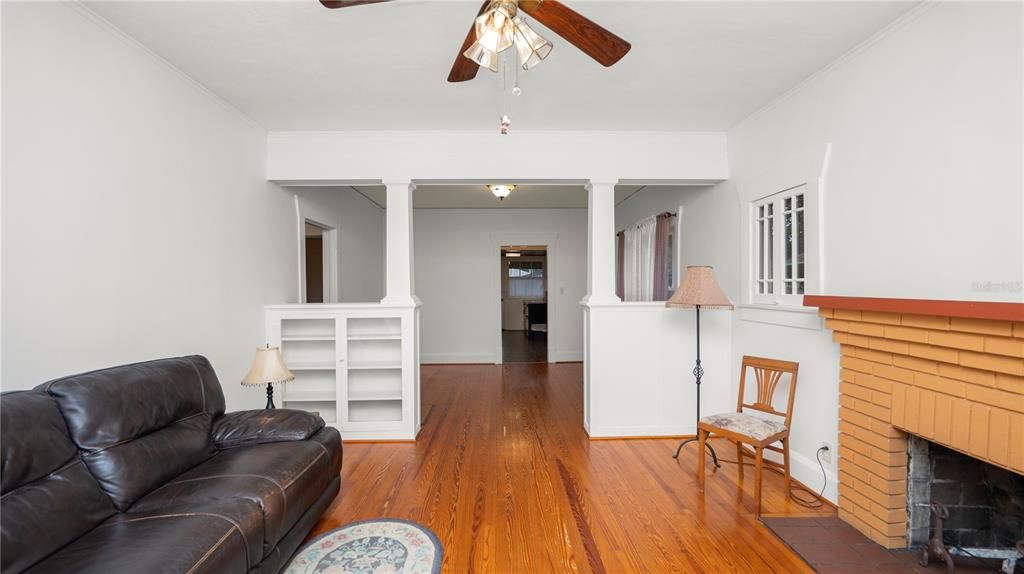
[666, 266, 734, 466]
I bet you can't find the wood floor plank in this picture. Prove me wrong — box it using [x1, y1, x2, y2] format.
[309, 363, 831, 573]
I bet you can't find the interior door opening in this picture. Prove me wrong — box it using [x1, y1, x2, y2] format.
[500, 245, 548, 363]
[304, 221, 329, 303]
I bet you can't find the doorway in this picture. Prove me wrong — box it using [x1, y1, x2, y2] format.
[304, 221, 330, 303]
[500, 245, 547, 363]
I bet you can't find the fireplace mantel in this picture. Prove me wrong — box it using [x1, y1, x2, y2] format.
[803, 295, 1024, 322]
[804, 294, 1024, 549]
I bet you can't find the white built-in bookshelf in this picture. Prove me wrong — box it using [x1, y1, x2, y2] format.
[266, 304, 419, 441]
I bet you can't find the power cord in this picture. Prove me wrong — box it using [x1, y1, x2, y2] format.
[705, 438, 829, 510]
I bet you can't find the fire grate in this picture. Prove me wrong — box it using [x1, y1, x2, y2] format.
[921, 503, 1024, 574]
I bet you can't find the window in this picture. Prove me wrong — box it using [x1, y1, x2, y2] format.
[752, 186, 807, 304]
[616, 212, 677, 301]
[507, 260, 545, 298]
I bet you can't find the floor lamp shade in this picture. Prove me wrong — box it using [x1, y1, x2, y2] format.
[665, 266, 734, 310]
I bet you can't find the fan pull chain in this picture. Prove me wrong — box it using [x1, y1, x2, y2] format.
[512, 49, 522, 97]
[500, 48, 511, 134]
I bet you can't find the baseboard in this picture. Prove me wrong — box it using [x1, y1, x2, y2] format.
[551, 350, 583, 362]
[421, 350, 583, 364]
[789, 449, 838, 504]
[586, 424, 694, 438]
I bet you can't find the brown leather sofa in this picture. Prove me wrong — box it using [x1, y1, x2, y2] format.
[0, 355, 342, 574]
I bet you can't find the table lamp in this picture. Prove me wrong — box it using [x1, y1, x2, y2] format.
[242, 345, 294, 409]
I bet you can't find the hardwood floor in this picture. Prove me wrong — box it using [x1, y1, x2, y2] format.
[501, 330, 547, 363]
[310, 363, 834, 573]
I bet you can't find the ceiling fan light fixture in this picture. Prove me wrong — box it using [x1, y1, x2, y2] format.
[464, 42, 499, 73]
[488, 184, 515, 200]
[473, 3, 516, 54]
[513, 17, 552, 71]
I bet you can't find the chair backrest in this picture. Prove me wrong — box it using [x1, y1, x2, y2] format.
[736, 355, 799, 427]
[527, 303, 547, 323]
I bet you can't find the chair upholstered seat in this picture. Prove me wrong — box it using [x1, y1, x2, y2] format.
[699, 412, 787, 442]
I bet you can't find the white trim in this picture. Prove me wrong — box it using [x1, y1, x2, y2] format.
[818, 143, 833, 296]
[294, 198, 340, 304]
[737, 304, 823, 331]
[748, 185, 811, 305]
[490, 232, 559, 364]
[791, 449, 839, 504]
[587, 424, 693, 438]
[266, 301, 419, 311]
[552, 350, 583, 363]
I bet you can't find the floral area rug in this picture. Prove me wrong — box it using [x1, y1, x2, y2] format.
[284, 519, 442, 574]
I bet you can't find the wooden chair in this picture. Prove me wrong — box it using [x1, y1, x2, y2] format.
[697, 355, 799, 516]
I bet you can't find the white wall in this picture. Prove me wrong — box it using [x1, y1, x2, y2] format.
[414, 209, 587, 364]
[1, 2, 296, 410]
[699, 2, 1023, 502]
[293, 187, 385, 303]
[731, 2, 1023, 303]
[586, 304, 734, 438]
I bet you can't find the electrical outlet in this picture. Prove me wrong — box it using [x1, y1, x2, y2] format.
[819, 441, 835, 464]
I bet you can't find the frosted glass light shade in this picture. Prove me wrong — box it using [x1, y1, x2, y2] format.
[513, 17, 552, 70]
[488, 184, 515, 199]
[473, 5, 515, 54]
[464, 41, 500, 73]
[241, 347, 295, 386]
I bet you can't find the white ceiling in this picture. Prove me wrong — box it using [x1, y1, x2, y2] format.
[300, 183, 658, 208]
[85, 0, 915, 132]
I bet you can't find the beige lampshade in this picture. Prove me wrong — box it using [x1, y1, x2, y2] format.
[241, 347, 295, 386]
[665, 266, 734, 309]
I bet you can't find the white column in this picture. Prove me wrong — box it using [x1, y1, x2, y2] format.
[381, 180, 417, 305]
[583, 179, 620, 305]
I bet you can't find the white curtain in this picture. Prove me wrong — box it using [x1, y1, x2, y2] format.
[623, 216, 657, 301]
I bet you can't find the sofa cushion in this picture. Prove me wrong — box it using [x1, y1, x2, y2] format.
[37, 356, 225, 510]
[1, 390, 116, 573]
[24, 501, 255, 574]
[129, 430, 338, 557]
[212, 409, 324, 450]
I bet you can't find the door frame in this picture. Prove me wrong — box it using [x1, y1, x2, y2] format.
[294, 195, 339, 303]
[491, 232, 558, 364]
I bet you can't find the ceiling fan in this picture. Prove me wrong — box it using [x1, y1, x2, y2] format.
[319, 0, 632, 83]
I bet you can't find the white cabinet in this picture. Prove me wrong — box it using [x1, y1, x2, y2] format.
[266, 304, 420, 441]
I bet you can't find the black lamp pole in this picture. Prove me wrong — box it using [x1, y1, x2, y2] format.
[672, 305, 720, 466]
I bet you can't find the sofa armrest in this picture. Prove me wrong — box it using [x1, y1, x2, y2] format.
[211, 409, 325, 450]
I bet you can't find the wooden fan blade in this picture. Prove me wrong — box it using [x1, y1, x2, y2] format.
[447, 0, 492, 83]
[518, 0, 631, 67]
[320, 0, 394, 9]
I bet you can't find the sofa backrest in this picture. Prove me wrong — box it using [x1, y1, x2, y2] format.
[1, 390, 117, 573]
[36, 355, 227, 510]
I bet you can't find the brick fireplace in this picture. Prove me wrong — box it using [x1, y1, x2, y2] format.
[805, 295, 1024, 549]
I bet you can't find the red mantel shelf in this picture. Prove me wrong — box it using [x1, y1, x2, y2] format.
[803, 295, 1024, 322]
